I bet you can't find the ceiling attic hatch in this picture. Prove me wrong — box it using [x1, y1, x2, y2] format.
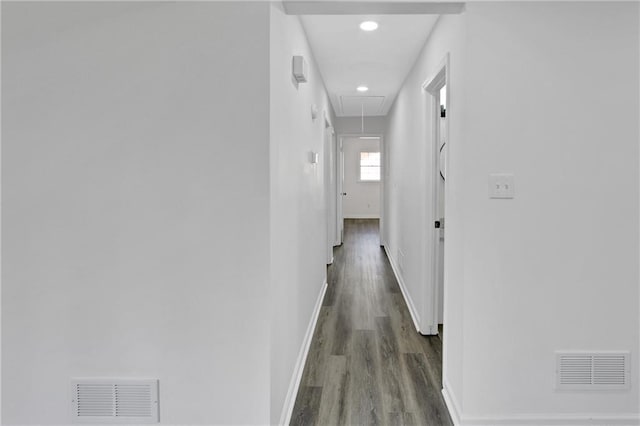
[340, 96, 386, 116]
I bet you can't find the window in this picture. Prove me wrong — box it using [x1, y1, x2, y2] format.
[359, 151, 381, 181]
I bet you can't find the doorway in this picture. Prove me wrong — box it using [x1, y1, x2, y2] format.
[423, 56, 449, 337]
[337, 135, 384, 246]
[435, 84, 446, 337]
[324, 121, 336, 264]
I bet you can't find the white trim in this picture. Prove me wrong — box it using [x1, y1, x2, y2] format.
[279, 281, 328, 426]
[323, 109, 332, 129]
[442, 380, 639, 426]
[283, 1, 466, 16]
[325, 124, 336, 264]
[338, 133, 385, 247]
[358, 150, 381, 183]
[383, 245, 422, 334]
[442, 379, 463, 425]
[337, 136, 344, 245]
[344, 214, 380, 219]
[453, 413, 639, 425]
[422, 53, 450, 335]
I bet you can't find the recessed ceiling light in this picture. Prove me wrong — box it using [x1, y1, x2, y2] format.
[357, 85, 369, 92]
[359, 21, 378, 31]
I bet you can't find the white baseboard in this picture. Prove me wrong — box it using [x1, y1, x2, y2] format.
[455, 413, 639, 425]
[442, 379, 639, 426]
[278, 280, 328, 426]
[383, 245, 421, 333]
[344, 214, 380, 219]
[442, 378, 463, 425]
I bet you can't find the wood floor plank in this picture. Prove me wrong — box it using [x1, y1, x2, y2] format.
[404, 353, 453, 426]
[346, 330, 383, 426]
[375, 316, 413, 414]
[388, 293, 425, 354]
[301, 306, 335, 387]
[316, 355, 348, 425]
[290, 219, 451, 426]
[388, 412, 417, 426]
[331, 287, 353, 355]
[290, 386, 322, 426]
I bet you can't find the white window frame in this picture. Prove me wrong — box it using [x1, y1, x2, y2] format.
[358, 151, 381, 182]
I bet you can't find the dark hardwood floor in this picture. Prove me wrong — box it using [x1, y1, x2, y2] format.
[290, 219, 452, 426]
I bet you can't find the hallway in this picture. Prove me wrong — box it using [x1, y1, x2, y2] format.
[291, 219, 452, 426]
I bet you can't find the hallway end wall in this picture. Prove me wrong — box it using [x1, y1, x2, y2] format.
[342, 137, 381, 219]
[269, 4, 337, 424]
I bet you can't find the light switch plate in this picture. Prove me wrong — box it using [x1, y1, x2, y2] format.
[489, 173, 515, 199]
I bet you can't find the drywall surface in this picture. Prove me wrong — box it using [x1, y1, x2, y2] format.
[335, 116, 387, 136]
[269, 4, 336, 424]
[2, 2, 271, 424]
[387, 2, 639, 423]
[384, 11, 466, 406]
[342, 137, 381, 218]
[459, 2, 639, 420]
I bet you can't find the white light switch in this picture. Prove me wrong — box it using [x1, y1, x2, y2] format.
[489, 173, 515, 199]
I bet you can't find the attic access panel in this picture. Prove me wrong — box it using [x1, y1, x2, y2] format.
[339, 95, 385, 116]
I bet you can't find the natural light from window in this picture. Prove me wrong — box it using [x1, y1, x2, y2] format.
[360, 151, 381, 181]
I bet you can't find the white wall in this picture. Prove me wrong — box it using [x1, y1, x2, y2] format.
[386, 2, 639, 423]
[269, 3, 336, 424]
[2, 3, 271, 424]
[384, 11, 466, 336]
[342, 137, 381, 218]
[459, 3, 639, 421]
[384, 12, 467, 408]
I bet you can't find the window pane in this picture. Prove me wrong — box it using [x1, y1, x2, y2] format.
[360, 166, 380, 181]
[360, 152, 380, 167]
[360, 151, 381, 181]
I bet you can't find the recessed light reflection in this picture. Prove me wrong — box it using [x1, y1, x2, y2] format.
[359, 21, 379, 31]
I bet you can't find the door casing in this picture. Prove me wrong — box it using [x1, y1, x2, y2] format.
[336, 133, 385, 246]
[422, 53, 450, 336]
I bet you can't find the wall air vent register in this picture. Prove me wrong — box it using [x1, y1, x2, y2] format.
[71, 378, 159, 423]
[556, 352, 630, 391]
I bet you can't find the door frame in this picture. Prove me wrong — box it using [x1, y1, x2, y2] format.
[324, 118, 336, 264]
[337, 133, 385, 246]
[422, 53, 450, 335]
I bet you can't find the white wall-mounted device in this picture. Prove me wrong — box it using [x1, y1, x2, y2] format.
[310, 151, 319, 164]
[311, 104, 318, 120]
[292, 55, 308, 83]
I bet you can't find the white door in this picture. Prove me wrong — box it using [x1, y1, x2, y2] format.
[337, 137, 345, 244]
[424, 55, 448, 336]
[435, 85, 447, 326]
[325, 127, 336, 263]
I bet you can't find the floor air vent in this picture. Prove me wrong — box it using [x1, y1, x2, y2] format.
[71, 378, 159, 423]
[556, 352, 630, 390]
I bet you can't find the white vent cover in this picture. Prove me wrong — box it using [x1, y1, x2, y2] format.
[556, 352, 630, 390]
[71, 378, 159, 423]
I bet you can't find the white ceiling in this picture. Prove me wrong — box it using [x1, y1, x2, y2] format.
[300, 14, 439, 117]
